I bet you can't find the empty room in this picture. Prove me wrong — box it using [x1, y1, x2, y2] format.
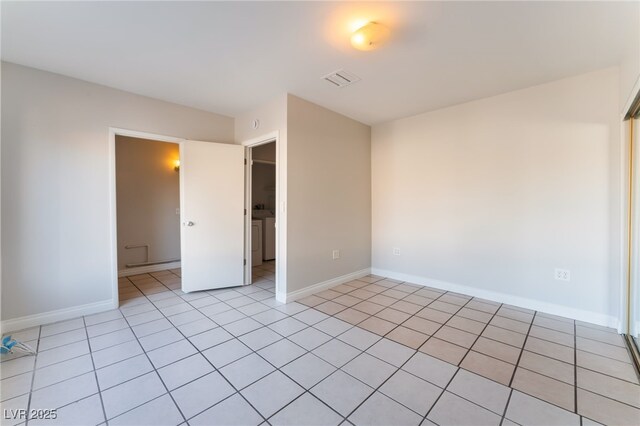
[1, 1, 640, 425]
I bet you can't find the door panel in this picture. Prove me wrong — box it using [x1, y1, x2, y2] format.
[180, 140, 245, 292]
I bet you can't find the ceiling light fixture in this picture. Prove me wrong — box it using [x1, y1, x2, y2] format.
[350, 22, 389, 51]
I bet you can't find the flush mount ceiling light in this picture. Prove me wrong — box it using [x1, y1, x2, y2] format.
[350, 22, 389, 51]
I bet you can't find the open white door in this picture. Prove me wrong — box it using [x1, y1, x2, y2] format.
[180, 140, 245, 292]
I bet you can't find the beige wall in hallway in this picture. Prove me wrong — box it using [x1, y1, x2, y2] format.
[1, 62, 234, 324]
[116, 136, 181, 270]
[286, 95, 372, 293]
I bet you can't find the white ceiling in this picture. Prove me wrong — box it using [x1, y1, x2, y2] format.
[2, 1, 637, 124]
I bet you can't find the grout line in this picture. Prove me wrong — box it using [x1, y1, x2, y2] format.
[507, 311, 537, 388]
[82, 316, 109, 425]
[499, 388, 514, 426]
[23, 325, 41, 426]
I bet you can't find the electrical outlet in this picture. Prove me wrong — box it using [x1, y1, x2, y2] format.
[175, 208, 180, 215]
[554, 268, 571, 282]
[393, 248, 401, 256]
[332, 249, 340, 260]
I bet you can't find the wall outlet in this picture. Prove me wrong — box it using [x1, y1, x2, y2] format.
[175, 208, 180, 215]
[554, 268, 571, 282]
[332, 249, 340, 260]
[393, 248, 401, 256]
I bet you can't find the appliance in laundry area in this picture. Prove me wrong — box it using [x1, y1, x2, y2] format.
[253, 210, 276, 261]
[251, 219, 262, 266]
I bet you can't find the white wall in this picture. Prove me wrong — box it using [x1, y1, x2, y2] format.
[1, 62, 234, 327]
[620, 2, 640, 112]
[116, 136, 181, 270]
[287, 95, 371, 294]
[372, 68, 622, 326]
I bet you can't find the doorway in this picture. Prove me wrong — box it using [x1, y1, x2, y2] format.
[624, 90, 640, 373]
[245, 139, 277, 290]
[110, 128, 258, 304]
[115, 135, 181, 278]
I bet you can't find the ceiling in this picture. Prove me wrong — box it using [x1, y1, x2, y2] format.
[2, 1, 637, 124]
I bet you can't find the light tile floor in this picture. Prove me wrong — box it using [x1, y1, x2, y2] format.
[2, 262, 639, 425]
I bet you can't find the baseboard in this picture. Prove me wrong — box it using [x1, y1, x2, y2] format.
[118, 261, 181, 277]
[371, 268, 618, 329]
[281, 268, 371, 303]
[1, 299, 118, 333]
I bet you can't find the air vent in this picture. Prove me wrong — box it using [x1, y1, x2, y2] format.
[322, 69, 361, 88]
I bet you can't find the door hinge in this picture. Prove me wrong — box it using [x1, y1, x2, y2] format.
[244, 159, 247, 165]
[244, 259, 247, 266]
[244, 209, 247, 215]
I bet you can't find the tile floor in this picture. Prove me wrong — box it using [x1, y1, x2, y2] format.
[2, 262, 639, 426]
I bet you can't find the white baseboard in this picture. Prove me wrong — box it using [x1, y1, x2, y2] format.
[280, 268, 371, 303]
[1, 299, 118, 333]
[372, 268, 618, 329]
[118, 261, 181, 277]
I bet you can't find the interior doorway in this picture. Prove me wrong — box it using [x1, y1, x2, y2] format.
[115, 135, 182, 277]
[245, 139, 277, 289]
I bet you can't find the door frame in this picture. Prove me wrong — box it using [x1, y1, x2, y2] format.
[242, 131, 286, 301]
[108, 127, 184, 306]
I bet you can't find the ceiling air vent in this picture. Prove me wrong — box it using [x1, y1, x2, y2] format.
[322, 69, 361, 88]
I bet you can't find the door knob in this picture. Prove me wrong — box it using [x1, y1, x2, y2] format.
[184, 221, 195, 226]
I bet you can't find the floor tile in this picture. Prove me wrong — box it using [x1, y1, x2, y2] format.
[96, 354, 153, 390]
[109, 394, 183, 426]
[533, 316, 574, 335]
[157, 353, 214, 390]
[269, 393, 342, 426]
[268, 317, 308, 337]
[576, 350, 639, 384]
[146, 339, 197, 368]
[446, 316, 486, 335]
[342, 353, 397, 388]
[315, 301, 348, 316]
[386, 326, 429, 349]
[427, 391, 501, 426]
[293, 309, 330, 325]
[577, 367, 640, 409]
[89, 328, 136, 352]
[403, 317, 441, 335]
[481, 325, 526, 348]
[446, 369, 510, 415]
[288, 327, 332, 351]
[38, 328, 86, 351]
[402, 352, 458, 388]
[576, 326, 625, 347]
[353, 300, 386, 315]
[257, 339, 306, 368]
[138, 327, 183, 352]
[177, 318, 217, 337]
[171, 371, 236, 420]
[92, 340, 144, 369]
[576, 336, 632, 363]
[313, 339, 361, 367]
[460, 351, 514, 385]
[239, 327, 282, 351]
[524, 336, 574, 364]
[334, 308, 370, 325]
[577, 388, 640, 426]
[379, 369, 442, 416]
[519, 350, 574, 384]
[101, 372, 166, 419]
[0, 356, 35, 380]
[490, 316, 531, 334]
[241, 371, 304, 418]
[349, 391, 423, 425]
[189, 393, 262, 426]
[313, 317, 352, 336]
[337, 327, 381, 350]
[1, 371, 34, 402]
[433, 326, 478, 348]
[505, 390, 579, 426]
[40, 318, 85, 338]
[511, 367, 574, 411]
[281, 353, 336, 388]
[188, 327, 234, 351]
[366, 338, 415, 367]
[223, 317, 263, 337]
[29, 372, 97, 410]
[528, 326, 573, 348]
[202, 339, 252, 368]
[311, 370, 374, 416]
[30, 394, 105, 426]
[219, 353, 275, 390]
[419, 337, 469, 365]
[470, 336, 520, 364]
